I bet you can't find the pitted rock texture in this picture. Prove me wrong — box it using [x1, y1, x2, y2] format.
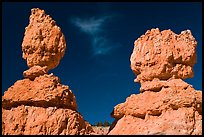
[130, 28, 197, 83]
[91, 126, 110, 135]
[140, 78, 191, 93]
[111, 82, 202, 120]
[22, 8, 66, 71]
[109, 81, 202, 135]
[23, 65, 48, 80]
[2, 74, 77, 111]
[2, 74, 94, 135]
[2, 8, 93, 135]
[2, 105, 93, 135]
[109, 108, 201, 135]
[108, 29, 202, 135]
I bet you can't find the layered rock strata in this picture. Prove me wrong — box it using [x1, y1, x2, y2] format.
[108, 28, 202, 135]
[2, 8, 93, 135]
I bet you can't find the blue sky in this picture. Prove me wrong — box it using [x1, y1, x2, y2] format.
[2, 2, 202, 125]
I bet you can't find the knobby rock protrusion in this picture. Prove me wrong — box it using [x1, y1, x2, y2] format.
[22, 8, 66, 80]
[130, 28, 197, 85]
[108, 28, 202, 135]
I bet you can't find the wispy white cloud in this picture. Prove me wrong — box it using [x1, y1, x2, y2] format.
[71, 16, 121, 56]
[71, 16, 110, 35]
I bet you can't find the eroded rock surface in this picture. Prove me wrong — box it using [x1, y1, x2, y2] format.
[109, 87, 202, 135]
[91, 126, 110, 135]
[111, 81, 201, 120]
[22, 8, 66, 72]
[109, 109, 201, 135]
[2, 8, 93, 135]
[108, 29, 202, 135]
[23, 66, 48, 80]
[2, 74, 93, 135]
[2, 105, 93, 135]
[2, 74, 77, 111]
[130, 28, 197, 83]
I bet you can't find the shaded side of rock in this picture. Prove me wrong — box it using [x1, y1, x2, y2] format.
[140, 78, 191, 92]
[23, 65, 48, 80]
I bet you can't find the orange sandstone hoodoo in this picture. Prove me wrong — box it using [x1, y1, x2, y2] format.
[108, 28, 202, 135]
[2, 8, 93, 135]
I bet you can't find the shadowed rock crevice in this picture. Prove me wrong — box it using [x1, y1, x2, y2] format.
[2, 100, 77, 111]
[189, 110, 196, 135]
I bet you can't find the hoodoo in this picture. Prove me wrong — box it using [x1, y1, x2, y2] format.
[2, 8, 93, 135]
[108, 28, 202, 135]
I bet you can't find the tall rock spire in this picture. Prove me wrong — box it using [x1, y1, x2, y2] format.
[2, 8, 93, 135]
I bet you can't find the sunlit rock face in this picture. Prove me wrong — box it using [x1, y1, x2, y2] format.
[130, 28, 197, 84]
[22, 8, 66, 74]
[108, 29, 202, 135]
[2, 8, 93, 135]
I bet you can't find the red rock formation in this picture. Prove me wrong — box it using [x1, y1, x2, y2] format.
[23, 65, 48, 80]
[2, 8, 93, 135]
[22, 8, 66, 72]
[130, 28, 197, 84]
[2, 74, 77, 111]
[108, 29, 202, 135]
